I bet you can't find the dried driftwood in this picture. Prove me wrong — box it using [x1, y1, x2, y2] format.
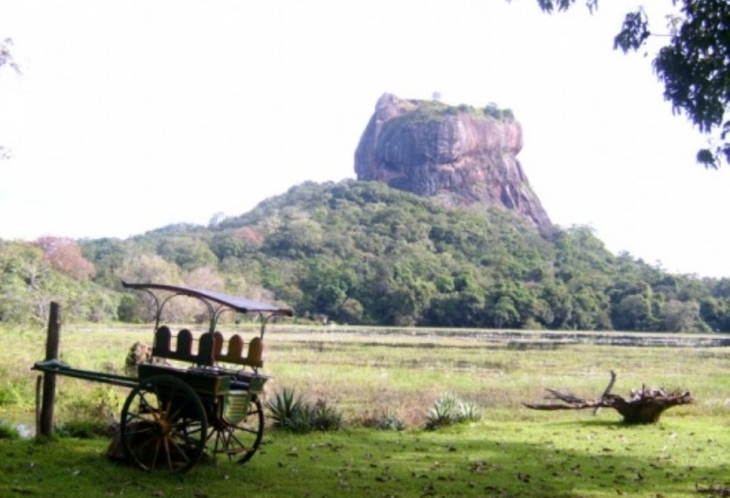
[696, 481, 730, 496]
[523, 371, 692, 424]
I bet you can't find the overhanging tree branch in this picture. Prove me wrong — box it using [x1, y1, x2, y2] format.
[526, 0, 730, 168]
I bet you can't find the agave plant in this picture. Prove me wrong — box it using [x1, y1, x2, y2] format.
[266, 388, 305, 429]
[425, 394, 459, 430]
[425, 394, 481, 430]
[266, 389, 344, 433]
[456, 399, 481, 423]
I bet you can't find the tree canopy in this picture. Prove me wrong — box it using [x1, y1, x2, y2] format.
[533, 0, 730, 168]
[0, 37, 19, 160]
[3, 180, 730, 332]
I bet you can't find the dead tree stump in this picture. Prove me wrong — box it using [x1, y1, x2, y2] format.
[523, 371, 692, 424]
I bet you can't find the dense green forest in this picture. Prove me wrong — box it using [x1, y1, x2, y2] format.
[2, 180, 730, 332]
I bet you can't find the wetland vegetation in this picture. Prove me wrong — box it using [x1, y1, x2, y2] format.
[1, 323, 729, 497]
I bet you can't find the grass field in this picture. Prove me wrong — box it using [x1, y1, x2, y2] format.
[1, 323, 729, 497]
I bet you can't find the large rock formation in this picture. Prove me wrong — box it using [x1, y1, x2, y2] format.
[354, 93, 552, 236]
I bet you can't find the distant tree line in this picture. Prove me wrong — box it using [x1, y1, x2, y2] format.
[2, 180, 730, 332]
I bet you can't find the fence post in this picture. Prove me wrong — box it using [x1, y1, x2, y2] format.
[39, 302, 61, 438]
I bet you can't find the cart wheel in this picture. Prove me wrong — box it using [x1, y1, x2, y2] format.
[120, 374, 208, 473]
[208, 396, 265, 464]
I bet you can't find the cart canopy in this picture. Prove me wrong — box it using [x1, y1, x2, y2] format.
[122, 281, 294, 317]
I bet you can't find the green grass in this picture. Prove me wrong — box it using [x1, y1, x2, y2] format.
[1, 417, 729, 497]
[1, 323, 730, 497]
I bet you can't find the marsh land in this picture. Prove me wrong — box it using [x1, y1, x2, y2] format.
[1, 324, 729, 497]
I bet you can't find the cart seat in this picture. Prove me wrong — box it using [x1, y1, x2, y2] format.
[210, 331, 264, 369]
[152, 327, 204, 365]
[151, 326, 264, 370]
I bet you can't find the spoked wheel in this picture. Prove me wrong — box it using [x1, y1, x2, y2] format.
[208, 395, 265, 464]
[120, 374, 208, 473]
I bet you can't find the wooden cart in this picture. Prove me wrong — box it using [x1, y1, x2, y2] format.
[32, 282, 293, 473]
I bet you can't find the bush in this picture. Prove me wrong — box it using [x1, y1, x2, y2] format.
[308, 399, 343, 432]
[361, 410, 406, 431]
[56, 419, 113, 439]
[60, 386, 120, 428]
[0, 422, 20, 440]
[56, 386, 120, 438]
[483, 103, 502, 120]
[425, 394, 481, 430]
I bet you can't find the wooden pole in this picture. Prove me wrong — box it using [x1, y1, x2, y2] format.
[35, 375, 42, 437]
[39, 302, 61, 438]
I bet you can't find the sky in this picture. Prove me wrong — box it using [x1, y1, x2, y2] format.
[0, 0, 729, 278]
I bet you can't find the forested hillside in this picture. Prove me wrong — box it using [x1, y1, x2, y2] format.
[2, 180, 729, 332]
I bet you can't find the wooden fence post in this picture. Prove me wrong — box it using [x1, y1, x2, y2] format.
[39, 302, 61, 438]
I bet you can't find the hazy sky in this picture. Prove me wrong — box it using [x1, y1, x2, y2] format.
[1, 1, 728, 278]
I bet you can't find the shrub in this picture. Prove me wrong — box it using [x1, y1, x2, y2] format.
[61, 386, 120, 426]
[0, 422, 20, 440]
[361, 410, 406, 431]
[56, 386, 120, 438]
[425, 394, 481, 430]
[56, 419, 113, 439]
[308, 399, 343, 432]
[483, 103, 502, 120]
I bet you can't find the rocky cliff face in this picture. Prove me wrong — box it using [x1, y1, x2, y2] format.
[354, 93, 553, 236]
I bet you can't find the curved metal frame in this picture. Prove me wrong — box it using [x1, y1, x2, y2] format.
[122, 281, 293, 361]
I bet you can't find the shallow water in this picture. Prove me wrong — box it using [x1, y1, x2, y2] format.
[16, 423, 34, 438]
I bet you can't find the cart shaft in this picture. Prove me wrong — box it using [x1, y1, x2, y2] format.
[32, 360, 138, 389]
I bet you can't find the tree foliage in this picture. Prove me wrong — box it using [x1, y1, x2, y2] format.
[0, 240, 117, 324]
[33, 237, 96, 281]
[0, 37, 19, 160]
[3, 180, 730, 330]
[533, 0, 730, 168]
